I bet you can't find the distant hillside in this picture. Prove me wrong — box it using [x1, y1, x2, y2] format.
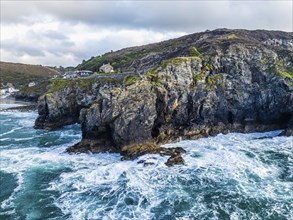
[77, 29, 293, 72]
[0, 61, 60, 88]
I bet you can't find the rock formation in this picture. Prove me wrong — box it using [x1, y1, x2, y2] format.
[34, 29, 293, 165]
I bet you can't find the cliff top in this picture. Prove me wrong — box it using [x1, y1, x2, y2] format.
[76, 29, 293, 72]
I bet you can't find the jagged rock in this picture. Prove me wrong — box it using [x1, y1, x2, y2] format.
[34, 78, 120, 130]
[280, 129, 293, 136]
[279, 116, 293, 136]
[121, 142, 186, 166]
[5, 104, 37, 112]
[14, 93, 40, 102]
[34, 29, 293, 163]
[165, 154, 185, 167]
[66, 138, 119, 153]
[121, 143, 161, 160]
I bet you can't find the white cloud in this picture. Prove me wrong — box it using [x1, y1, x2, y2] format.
[0, 0, 292, 66]
[1, 20, 185, 66]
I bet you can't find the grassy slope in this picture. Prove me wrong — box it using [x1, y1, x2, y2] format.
[0, 61, 60, 88]
[76, 36, 193, 72]
[76, 29, 293, 72]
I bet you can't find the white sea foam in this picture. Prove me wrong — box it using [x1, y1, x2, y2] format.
[0, 127, 23, 137]
[1, 173, 24, 214]
[47, 131, 292, 219]
[1, 106, 292, 219]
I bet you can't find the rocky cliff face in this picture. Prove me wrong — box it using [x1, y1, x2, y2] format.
[35, 29, 293, 161]
[34, 78, 121, 130]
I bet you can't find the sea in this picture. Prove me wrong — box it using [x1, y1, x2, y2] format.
[0, 99, 292, 220]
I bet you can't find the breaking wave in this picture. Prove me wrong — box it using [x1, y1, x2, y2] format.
[0, 103, 292, 219]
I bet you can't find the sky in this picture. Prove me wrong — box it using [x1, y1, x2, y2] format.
[1, 0, 292, 67]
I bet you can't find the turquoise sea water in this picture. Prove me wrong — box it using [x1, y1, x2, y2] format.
[0, 100, 292, 219]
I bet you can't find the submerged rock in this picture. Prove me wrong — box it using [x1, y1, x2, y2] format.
[165, 154, 185, 167]
[121, 142, 186, 166]
[121, 143, 161, 160]
[280, 129, 293, 136]
[279, 116, 293, 136]
[4, 104, 37, 112]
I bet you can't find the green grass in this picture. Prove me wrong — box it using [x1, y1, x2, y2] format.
[78, 79, 93, 89]
[18, 81, 51, 95]
[277, 69, 293, 80]
[145, 67, 163, 85]
[206, 74, 223, 85]
[202, 64, 213, 71]
[190, 47, 201, 57]
[124, 75, 140, 85]
[273, 57, 293, 80]
[218, 33, 238, 41]
[191, 64, 213, 85]
[190, 64, 223, 90]
[76, 49, 151, 72]
[47, 78, 95, 93]
[76, 34, 205, 73]
[47, 79, 67, 93]
[46, 76, 122, 94]
[204, 74, 224, 90]
[226, 33, 237, 39]
[161, 57, 201, 69]
[194, 72, 206, 83]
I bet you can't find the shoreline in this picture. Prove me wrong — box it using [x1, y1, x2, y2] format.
[0, 97, 37, 111]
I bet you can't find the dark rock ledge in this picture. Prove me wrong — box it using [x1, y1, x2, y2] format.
[67, 142, 186, 167]
[3, 104, 37, 112]
[279, 117, 293, 136]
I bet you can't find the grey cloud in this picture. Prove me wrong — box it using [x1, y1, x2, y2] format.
[1, 39, 45, 57]
[23, 30, 75, 55]
[26, 30, 72, 43]
[0, 1, 36, 23]
[2, 1, 292, 32]
[44, 30, 68, 40]
[21, 47, 45, 57]
[1, 28, 75, 59]
[1, 1, 292, 67]
[68, 39, 108, 61]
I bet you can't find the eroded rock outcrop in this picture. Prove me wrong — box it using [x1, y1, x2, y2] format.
[279, 116, 293, 136]
[35, 29, 293, 164]
[34, 78, 120, 130]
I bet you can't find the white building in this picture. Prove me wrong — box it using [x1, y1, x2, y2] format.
[99, 63, 114, 73]
[63, 70, 93, 79]
[76, 70, 93, 77]
[63, 72, 77, 79]
[28, 82, 36, 87]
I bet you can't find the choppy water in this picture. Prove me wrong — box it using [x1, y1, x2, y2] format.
[0, 101, 292, 220]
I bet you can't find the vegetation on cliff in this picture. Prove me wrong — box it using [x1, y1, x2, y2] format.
[76, 29, 293, 73]
[15, 81, 51, 101]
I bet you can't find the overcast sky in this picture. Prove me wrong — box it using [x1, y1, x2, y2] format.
[1, 0, 292, 67]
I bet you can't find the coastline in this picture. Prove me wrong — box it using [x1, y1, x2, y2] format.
[1, 106, 292, 218]
[0, 97, 37, 111]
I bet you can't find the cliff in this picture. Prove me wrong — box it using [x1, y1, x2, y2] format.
[34, 29, 293, 164]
